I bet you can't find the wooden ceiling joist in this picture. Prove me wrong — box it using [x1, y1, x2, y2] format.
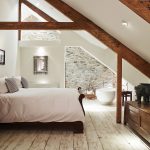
[0, 0, 149, 77]
[120, 0, 150, 24]
[1, 0, 149, 124]
[45, 0, 87, 22]
[87, 23, 150, 77]
[22, 0, 57, 22]
[46, 0, 150, 78]
[19, 0, 22, 22]
[0, 22, 84, 30]
[18, 0, 22, 40]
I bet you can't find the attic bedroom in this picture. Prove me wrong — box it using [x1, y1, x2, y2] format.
[0, 0, 150, 149]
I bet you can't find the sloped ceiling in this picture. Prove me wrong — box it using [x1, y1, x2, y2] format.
[120, 0, 150, 24]
[62, 0, 150, 63]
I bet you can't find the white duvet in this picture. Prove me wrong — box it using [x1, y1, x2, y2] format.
[0, 88, 85, 123]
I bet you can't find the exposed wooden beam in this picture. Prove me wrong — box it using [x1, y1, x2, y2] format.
[46, 0, 150, 78]
[18, 0, 22, 22]
[116, 51, 122, 123]
[45, 0, 150, 124]
[0, 22, 84, 30]
[120, 0, 150, 24]
[18, 0, 22, 40]
[22, 0, 57, 22]
[45, 0, 86, 22]
[121, 45, 150, 77]
[87, 23, 150, 78]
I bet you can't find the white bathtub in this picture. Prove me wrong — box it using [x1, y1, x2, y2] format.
[96, 88, 116, 105]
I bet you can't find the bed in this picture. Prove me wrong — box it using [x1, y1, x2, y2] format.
[0, 88, 85, 133]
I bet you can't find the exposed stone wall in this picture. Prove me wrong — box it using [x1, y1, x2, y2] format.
[65, 47, 116, 91]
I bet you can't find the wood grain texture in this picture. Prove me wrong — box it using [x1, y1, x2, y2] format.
[44, 0, 150, 124]
[45, 0, 150, 78]
[120, 0, 150, 24]
[29, 130, 50, 150]
[125, 101, 150, 145]
[116, 52, 122, 123]
[45, 0, 87, 22]
[0, 0, 149, 77]
[0, 99, 149, 150]
[0, 22, 84, 30]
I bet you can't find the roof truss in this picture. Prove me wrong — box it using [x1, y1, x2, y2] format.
[22, 0, 56, 22]
[0, 22, 85, 30]
[45, 0, 150, 78]
[0, 0, 150, 123]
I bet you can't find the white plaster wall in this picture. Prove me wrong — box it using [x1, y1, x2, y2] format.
[60, 31, 149, 87]
[62, 0, 150, 63]
[122, 60, 150, 86]
[19, 30, 149, 91]
[0, 0, 18, 21]
[0, 0, 18, 77]
[20, 46, 65, 88]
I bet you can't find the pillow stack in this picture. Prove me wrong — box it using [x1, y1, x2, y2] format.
[0, 76, 28, 94]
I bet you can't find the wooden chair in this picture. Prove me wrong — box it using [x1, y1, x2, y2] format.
[122, 91, 132, 105]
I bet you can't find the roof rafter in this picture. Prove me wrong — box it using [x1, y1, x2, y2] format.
[22, 0, 57, 22]
[120, 0, 150, 24]
[45, 0, 150, 78]
[1, 0, 149, 124]
[45, 0, 87, 22]
[18, 0, 22, 40]
[0, 22, 84, 30]
[0, 0, 149, 77]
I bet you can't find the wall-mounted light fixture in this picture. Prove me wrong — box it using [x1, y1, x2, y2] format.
[36, 47, 47, 56]
[121, 20, 128, 27]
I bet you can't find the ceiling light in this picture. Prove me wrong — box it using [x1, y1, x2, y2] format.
[121, 21, 128, 27]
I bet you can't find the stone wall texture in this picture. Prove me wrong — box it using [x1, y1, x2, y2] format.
[65, 47, 116, 91]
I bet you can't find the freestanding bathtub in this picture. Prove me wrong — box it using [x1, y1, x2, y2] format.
[96, 88, 116, 105]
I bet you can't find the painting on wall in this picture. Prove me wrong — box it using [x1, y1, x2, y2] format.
[0, 49, 5, 65]
[34, 56, 48, 74]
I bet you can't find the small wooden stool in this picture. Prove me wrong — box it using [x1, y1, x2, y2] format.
[122, 91, 132, 105]
[85, 94, 97, 100]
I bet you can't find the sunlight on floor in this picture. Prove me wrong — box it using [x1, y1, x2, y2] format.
[83, 99, 149, 150]
[83, 99, 116, 112]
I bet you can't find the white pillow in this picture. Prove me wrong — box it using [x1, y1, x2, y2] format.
[12, 76, 22, 88]
[0, 77, 8, 93]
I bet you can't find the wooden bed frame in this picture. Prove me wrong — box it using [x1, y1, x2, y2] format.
[0, 88, 85, 134]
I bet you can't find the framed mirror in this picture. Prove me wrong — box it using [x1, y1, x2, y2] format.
[34, 56, 48, 74]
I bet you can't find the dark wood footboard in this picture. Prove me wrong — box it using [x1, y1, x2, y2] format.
[0, 121, 84, 133]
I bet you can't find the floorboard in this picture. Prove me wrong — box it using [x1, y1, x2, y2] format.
[0, 99, 149, 150]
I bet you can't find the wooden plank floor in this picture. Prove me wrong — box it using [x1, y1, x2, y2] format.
[0, 99, 149, 150]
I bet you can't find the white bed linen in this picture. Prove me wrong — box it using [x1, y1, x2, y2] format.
[0, 88, 85, 123]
